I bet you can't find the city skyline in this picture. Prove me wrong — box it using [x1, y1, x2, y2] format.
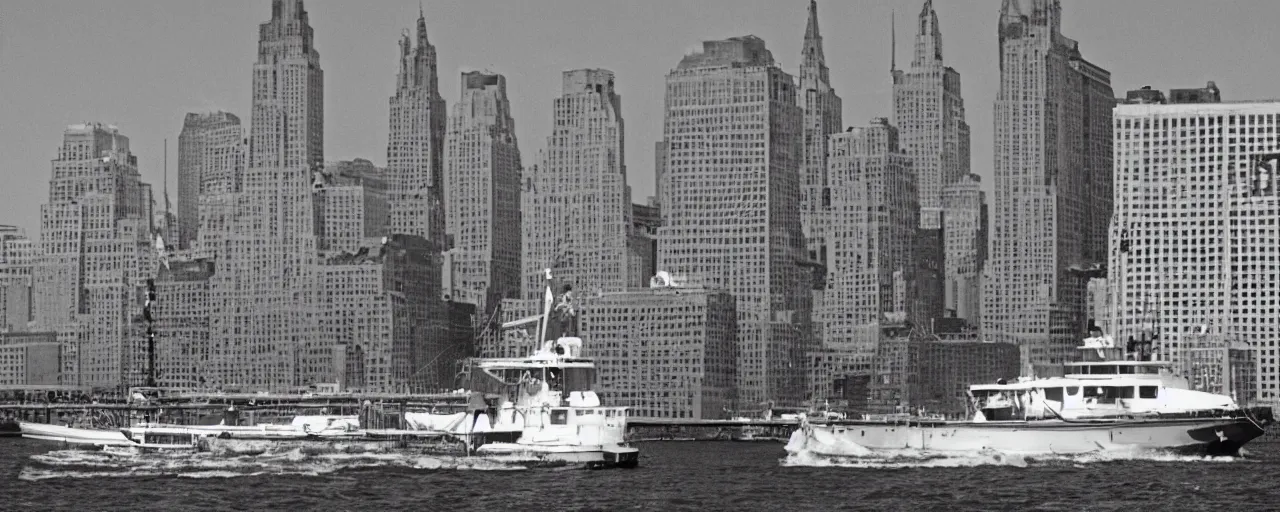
[3, 0, 1276, 237]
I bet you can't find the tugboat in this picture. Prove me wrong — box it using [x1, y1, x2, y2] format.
[402, 269, 639, 469]
[790, 334, 1273, 457]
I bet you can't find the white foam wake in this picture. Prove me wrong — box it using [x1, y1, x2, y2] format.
[20, 445, 539, 480]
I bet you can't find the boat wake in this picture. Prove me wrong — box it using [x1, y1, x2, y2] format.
[19, 443, 549, 480]
[780, 430, 1243, 469]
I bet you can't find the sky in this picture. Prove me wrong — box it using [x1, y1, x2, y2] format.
[0, 0, 1274, 238]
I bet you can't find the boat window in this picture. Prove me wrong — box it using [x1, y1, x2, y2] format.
[1119, 387, 1135, 399]
[1066, 386, 1079, 396]
[1118, 365, 1135, 374]
[1139, 386, 1159, 399]
[1083, 386, 1123, 404]
[1043, 387, 1064, 402]
[550, 409, 568, 425]
[1137, 366, 1160, 375]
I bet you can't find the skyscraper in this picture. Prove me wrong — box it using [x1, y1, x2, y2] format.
[799, 0, 843, 278]
[657, 36, 809, 407]
[984, 0, 1114, 372]
[817, 119, 917, 359]
[33, 124, 155, 387]
[386, 9, 447, 247]
[1110, 91, 1275, 403]
[204, 0, 326, 390]
[521, 69, 632, 301]
[177, 111, 244, 250]
[444, 71, 522, 314]
[891, 0, 971, 328]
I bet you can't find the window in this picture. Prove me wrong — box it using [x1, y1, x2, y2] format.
[1139, 386, 1158, 399]
[1043, 387, 1064, 402]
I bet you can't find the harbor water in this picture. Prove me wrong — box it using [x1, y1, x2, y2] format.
[2, 437, 1279, 510]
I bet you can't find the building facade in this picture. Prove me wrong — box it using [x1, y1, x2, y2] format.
[941, 174, 986, 322]
[315, 158, 389, 254]
[0, 226, 36, 333]
[522, 69, 633, 301]
[204, 0, 326, 390]
[444, 71, 522, 314]
[177, 111, 244, 250]
[908, 340, 1022, 418]
[0, 332, 60, 386]
[150, 258, 214, 389]
[319, 235, 452, 393]
[581, 285, 737, 419]
[815, 119, 917, 358]
[33, 124, 155, 388]
[984, 0, 1114, 374]
[1110, 95, 1279, 402]
[657, 36, 810, 407]
[386, 10, 447, 247]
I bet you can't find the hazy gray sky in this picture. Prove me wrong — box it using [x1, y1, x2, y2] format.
[0, 0, 1273, 237]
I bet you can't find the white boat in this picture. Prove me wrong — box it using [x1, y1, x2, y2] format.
[789, 335, 1273, 457]
[19, 421, 133, 447]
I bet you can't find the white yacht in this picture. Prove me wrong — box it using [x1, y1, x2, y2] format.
[789, 335, 1272, 457]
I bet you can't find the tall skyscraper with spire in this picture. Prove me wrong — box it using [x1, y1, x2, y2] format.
[657, 36, 810, 407]
[521, 69, 632, 301]
[799, 0, 843, 277]
[205, 0, 326, 390]
[984, 0, 1114, 373]
[387, 8, 447, 248]
[891, 0, 971, 329]
[444, 71, 522, 316]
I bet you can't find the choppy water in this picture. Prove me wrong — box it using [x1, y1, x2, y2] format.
[3, 437, 1279, 511]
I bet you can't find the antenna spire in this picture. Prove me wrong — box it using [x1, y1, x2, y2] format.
[890, 9, 897, 72]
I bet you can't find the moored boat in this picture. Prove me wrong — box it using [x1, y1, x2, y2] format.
[789, 335, 1273, 457]
[19, 422, 133, 448]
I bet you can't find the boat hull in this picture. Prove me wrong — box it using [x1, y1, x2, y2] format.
[19, 422, 133, 447]
[792, 416, 1266, 457]
[476, 442, 639, 469]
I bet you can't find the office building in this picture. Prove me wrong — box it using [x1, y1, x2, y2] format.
[657, 36, 810, 406]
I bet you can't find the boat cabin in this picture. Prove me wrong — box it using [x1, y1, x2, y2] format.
[965, 335, 1236, 421]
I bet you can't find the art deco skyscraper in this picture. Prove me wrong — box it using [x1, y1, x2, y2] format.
[522, 69, 632, 300]
[984, 0, 1114, 372]
[657, 36, 810, 407]
[387, 9, 447, 247]
[177, 112, 243, 250]
[444, 71, 522, 314]
[204, 0, 326, 390]
[33, 124, 155, 387]
[891, 0, 971, 327]
[799, 1, 843, 275]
